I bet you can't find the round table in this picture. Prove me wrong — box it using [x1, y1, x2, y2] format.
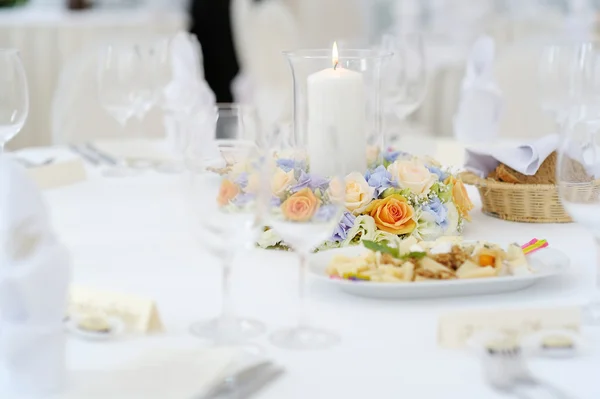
[16, 146, 600, 398]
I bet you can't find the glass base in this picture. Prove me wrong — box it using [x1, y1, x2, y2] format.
[155, 161, 184, 174]
[582, 299, 600, 325]
[101, 166, 140, 178]
[269, 326, 340, 350]
[189, 317, 266, 342]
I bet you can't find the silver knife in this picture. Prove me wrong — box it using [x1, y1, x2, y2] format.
[236, 365, 284, 398]
[84, 143, 118, 166]
[68, 144, 100, 166]
[196, 361, 273, 399]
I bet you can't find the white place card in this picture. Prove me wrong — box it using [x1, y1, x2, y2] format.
[27, 159, 87, 190]
[438, 307, 581, 349]
[68, 285, 164, 334]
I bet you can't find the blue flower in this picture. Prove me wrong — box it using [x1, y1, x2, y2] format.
[232, 193, 255, 207]
[234, 172, 248, 188]
[365, 165, 395, 197]
[384, 148, 410, 163]
[331, 211, 356, 242]
[291, 170, 329, 192]
[276, 159, 295, 172]
[314, 204, 339, 223]
[270, 196, 282, 207]
[426, 165, 448, 182]
[421, 197, 448, 229]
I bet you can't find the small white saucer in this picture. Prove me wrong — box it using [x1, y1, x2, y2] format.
[66, 316, 124, 341]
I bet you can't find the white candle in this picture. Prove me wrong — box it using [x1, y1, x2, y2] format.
[306, 43, 367, 177]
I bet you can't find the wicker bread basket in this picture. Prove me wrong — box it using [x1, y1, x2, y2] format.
[460, 171, 600, 223]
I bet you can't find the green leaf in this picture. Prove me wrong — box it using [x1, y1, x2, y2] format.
[402, 251, 427, 260]
[362, 240, 399, 258]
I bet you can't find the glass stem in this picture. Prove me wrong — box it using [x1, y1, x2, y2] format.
[0, 142, 4, 156]
[595, 237, 600, 296]
[220, 253, 236, 323]
[297, 251, 309, 329]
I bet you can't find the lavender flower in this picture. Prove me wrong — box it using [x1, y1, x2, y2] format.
[291, 170, 329, 192]
[232, 193, 255, 207]
[276, 158, 295, 172]
[365, 165, 395, 197]
[421, 197, 448, 229]
[384, 148, 410, 163]
[314, 204, 339, 222]
[331, 211, 356, 242]
[234, 172, 248, 189]
[270, 196, 282, 207]
[426, 165, 448, 182]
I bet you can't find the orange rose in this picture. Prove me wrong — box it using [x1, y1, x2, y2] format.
[281, 188, 320, 222]
[445, 176, 474, 221]
[217, 179, 240, 206]
[362, 194, 416, 235]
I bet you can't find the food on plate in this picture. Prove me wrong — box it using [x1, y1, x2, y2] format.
[326, 236, 533, 283]
[77, 315, 111, 334]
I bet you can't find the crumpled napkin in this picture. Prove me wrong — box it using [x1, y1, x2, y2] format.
[464, 134, 559, 177]
[0, 158, 70, 396]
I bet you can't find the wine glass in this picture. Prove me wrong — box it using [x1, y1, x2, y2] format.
[0, 49, 28, 155]
[97, 42, 144, 177]
[262, 127, 344, 350]
[185, 104, 266, 344]
[557, 117, 600, 324]
[381, 33, 427, 143]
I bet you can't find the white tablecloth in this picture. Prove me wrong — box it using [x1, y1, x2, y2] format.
[7, 144, 600, 398]
[0, 5, 187, 150]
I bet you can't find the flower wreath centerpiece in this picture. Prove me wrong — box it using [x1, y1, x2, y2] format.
[256, 147, 474, 250]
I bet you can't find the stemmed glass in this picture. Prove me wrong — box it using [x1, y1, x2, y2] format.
[185, 104, 266, 344]
[557, 118, 600, 324]
[97, 42, 145, 177]
[262, 128, 345, 350]
[0, 49, 28, 155]
[381, 33, 427, 144]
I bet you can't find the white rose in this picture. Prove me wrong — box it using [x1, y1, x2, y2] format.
[388, 160, 438, 195]
[257, 229, 282, 248]
[414, 209, 444, 241]
[444, 202, 460, 235]
[373, 230, 402, 247]
[343, 172, 375, 212]
[271, 168, 296, 197]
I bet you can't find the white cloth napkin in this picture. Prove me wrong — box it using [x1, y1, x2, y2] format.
[454, 35, 503, 143]
[0, 157, 70, 396]
[464, 134, 559, 177]
[163, 32, 220, 162]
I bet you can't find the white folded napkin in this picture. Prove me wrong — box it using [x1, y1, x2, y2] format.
[0, 157, 71, 396]
[162, 32, 220, 163]
[464, 134, 559, 177]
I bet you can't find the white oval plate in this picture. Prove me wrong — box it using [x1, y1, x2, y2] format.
[309, 245, 570, 299]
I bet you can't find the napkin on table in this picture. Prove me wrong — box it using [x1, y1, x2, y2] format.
[464, 134, 559, 178]
[0, 157, 71, 396]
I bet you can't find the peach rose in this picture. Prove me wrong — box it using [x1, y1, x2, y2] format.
[387, 160, 437, 195]
[446, 176, 474, 221]
[217, 179, 239, 206]
[362, 194, 416, 235]
[281, 188, 320, 222]
[271, 168, 296, 197]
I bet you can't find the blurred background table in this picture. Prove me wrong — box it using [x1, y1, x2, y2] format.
[0, 2, 187, 149]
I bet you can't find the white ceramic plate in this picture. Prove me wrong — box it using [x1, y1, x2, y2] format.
[309, 245, 570, 299]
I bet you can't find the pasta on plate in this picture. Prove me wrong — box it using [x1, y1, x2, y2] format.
[326, 236, 532, 283]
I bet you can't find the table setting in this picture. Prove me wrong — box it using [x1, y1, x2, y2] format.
[1, 27, 600, 399]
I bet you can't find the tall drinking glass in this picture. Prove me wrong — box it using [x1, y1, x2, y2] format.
[0, 49, 28, 155]
[185, 105, 266, 343]
[557, 118, 600, 324]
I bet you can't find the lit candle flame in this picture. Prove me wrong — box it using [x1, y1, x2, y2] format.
[332, 41, 339, 70]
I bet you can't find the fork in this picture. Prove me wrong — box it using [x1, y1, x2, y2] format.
[486, 347, 572, 399]
[483, 347, 532, 399]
